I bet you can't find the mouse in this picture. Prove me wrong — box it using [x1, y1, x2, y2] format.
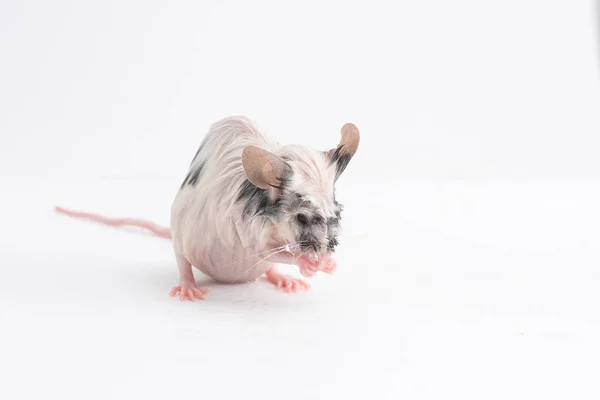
[56, 115, 360, 300]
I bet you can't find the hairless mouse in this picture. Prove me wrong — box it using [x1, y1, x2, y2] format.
[56, 116, 360, 300]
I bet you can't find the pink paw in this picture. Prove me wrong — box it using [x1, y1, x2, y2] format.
[297, 256, 337, 277]
[169, 280, 209, 301]
[297, 258, 320, 277]
[321, 258, 337, 274]
[266, 270, 310, 293]
[299, 264, 318, 277]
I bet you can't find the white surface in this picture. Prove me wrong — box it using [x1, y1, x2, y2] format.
[2, 0, 600, 399]
[2, 178, 600, 399]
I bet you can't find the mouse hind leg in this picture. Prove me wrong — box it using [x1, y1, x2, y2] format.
[169, 253, 209, 301]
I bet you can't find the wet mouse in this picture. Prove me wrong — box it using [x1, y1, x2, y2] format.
[56, 116, 360, 299]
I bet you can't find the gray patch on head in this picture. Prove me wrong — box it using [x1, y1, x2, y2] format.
[236, 179, 285, 220]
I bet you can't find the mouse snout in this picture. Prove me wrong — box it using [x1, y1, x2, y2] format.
[299, 240, 328, 262]
[300, 239, 319, 253]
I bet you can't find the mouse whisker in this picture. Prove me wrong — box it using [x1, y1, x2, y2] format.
[240, 242, 300, 261]
[228, 247, 288, 285]
[292, 248, 310, 265]
[219, 243, 293, 269]
[226, 239, 308, 285]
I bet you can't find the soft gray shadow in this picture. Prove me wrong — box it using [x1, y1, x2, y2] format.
[135, 263, 321, 311]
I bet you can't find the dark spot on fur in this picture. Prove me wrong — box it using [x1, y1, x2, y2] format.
[327, 236, 339, 252]
[267, 173, 292, 190]
[330, 145, 352, 179]
[237, 180, 284, 219]
[181, 162, 205, 188]
[238, 179, 260, 201]
[334, 199, 343, 218]
[326, 209, 342, 252]
[261, 201, 284, 219]
[191, 147, 202, 164]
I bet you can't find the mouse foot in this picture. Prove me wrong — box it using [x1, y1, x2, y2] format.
[265, 268, 310, 293]
[169, 280, 209, 301]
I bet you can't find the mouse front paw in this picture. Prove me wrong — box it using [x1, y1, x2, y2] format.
[265, 268, 310, 293]
[321, 257, 337, 274]
[297, 256, 337, 277]
[298, 259, 319, 277]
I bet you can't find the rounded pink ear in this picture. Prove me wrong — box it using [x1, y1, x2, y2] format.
[242, 145, 290, 189]
[338, 123, 360, 158]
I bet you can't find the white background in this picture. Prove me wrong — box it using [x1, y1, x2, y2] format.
[2, 1, 600, 399]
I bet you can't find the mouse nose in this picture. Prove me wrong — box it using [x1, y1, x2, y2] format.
[300, 241, 320, 259]
[300, 238, 324, 257]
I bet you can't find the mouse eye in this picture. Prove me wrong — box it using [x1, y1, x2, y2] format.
[296, 214, 309, 225]
[312, 215, 324, 225]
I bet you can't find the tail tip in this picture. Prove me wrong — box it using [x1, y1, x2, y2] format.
[55, 206, 68, 214]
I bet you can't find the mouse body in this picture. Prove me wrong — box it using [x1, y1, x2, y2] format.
[56, 115, 360, 299]
[171, 116, 287, 291]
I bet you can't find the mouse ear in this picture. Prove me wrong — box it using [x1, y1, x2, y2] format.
[242, 145, 291, 189]
[327, 123, 360, 179]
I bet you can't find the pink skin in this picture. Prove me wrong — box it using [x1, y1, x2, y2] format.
[168, 250, 336, 298]
[55, 206, 171, 239]
[265, 267, 310, 293]
[168, 249, 335, 298]
[169, 254, 209, 301]
[321, 257, 337, 274]
[297, 256, 336, 277]
[169, 283, 208, 301]
[267, 251, 337, 278]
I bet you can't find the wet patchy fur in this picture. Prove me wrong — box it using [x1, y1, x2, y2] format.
[170, 116, 354, 283]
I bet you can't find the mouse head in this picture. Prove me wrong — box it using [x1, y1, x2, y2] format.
[240, 123, 360, 260]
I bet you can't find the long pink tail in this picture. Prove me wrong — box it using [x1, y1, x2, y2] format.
[55, 206, 172, 240]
